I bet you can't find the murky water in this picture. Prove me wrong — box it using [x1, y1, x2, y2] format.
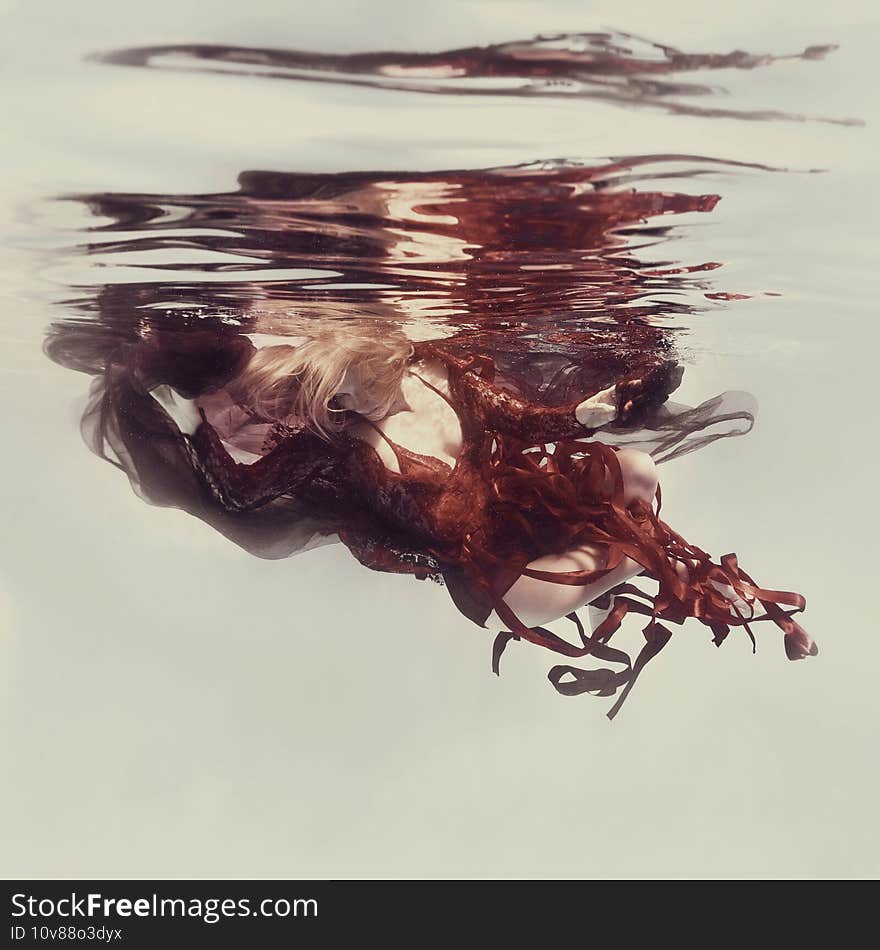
[2, 0, 878, 878]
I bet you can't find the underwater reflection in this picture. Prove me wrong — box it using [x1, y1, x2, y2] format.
[93, 31, 858, 125]
[59, 155, 775, 326]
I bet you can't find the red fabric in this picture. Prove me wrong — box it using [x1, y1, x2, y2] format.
[183, 338, 813, 718]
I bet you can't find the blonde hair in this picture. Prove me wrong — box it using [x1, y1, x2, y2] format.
[230, 323, 414, 439]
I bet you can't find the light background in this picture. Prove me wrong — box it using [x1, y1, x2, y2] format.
[1, 0, 877, 878]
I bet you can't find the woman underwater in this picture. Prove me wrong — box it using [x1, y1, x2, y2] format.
[60, 318, 815, 719]
[48, 158, 815, 717]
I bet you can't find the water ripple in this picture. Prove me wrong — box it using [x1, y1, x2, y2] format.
[92, 31, 860, 125]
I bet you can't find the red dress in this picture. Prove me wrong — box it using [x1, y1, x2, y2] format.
[171, 336, 814, 719]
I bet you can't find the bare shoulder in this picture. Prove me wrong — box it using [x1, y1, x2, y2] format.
[346, 418, 402, 473]
[407, 357, 451, 396]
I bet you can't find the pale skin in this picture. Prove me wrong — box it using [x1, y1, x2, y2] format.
[152, 356, 659, 631]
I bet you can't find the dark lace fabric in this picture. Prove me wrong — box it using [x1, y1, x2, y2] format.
[73, 327, 814, 718]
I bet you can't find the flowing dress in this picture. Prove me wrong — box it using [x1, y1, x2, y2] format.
[81, 329, 814, 718]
